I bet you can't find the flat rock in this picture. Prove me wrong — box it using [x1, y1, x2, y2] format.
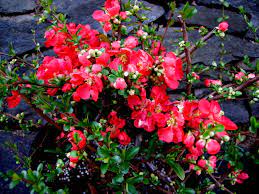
[0, 130, 38, 193]
[123, 0, 165, 32]
[196, 0, 258, 13]
[194, 88, 211, 98]
[195, 0, 259, 40]
[158, 27, 259, 65]
[0, 15, 48, 55]
[220, 100, 249, 124]
[176, 5, 247, 35]
[53, 0, 104, 31]
[250, 102, 259, 119]
[0, 0, 36, 15]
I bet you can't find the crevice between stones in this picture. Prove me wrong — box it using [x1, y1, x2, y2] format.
[0, 9, 36, 17]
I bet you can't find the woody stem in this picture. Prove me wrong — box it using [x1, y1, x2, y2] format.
[178, 15, 192, 96]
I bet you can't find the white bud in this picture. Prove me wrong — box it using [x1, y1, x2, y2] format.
[124, 71, 129, 77]
[209, 131, 215, 137]
[133, 5, 139, 11]
[129, 89, 135, 96]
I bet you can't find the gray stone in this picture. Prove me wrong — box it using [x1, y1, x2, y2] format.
[196, 0, 259, 40]
[0, 0, 36, 15]
[168, 93, 183, 101]
[196, 0, 258, 13]
[250, 102, 259, 118]
[3, 100, 46, 125]
[158, 27, 259, 65]
[0, 130, 38, 193]
[220, 100, 249, 124]
[194, 88, 211, 98]
[0, 15, 48, 55]
[123, 0, 165, 32]
[176, 5, 247, 35]
[53, 0, 104, 31]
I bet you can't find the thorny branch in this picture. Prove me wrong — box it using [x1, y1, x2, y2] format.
[211, 75, 259, 100]
[208, 173, 234, 194]
[178, 15, 192, 96]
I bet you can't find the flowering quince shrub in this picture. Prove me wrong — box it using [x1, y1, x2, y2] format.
[0, 0, 258, 193]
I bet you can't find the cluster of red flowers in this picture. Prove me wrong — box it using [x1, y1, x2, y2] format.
[103, 111, 131, 145]
[93, 0, 127, 32]
[5, 0, 250, 182]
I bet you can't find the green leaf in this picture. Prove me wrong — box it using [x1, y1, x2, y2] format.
[213, 124, 225, 132]
[9, 180, 19, 189]
[108, 74, 117, 83]
[167, 160, 185, 180]
[111, 155, 122, 164]
[126, 147, 140, 160]
[126, 183, 138, 194]
[180, 2, 197, 19]
[100, 163, 109, 175]
[37, 163, 43, 173]
[97, 146, 110, 158]
[181, 188, 195, 194]
[120, 162, 130, 174]
[113, 174, 124, 183]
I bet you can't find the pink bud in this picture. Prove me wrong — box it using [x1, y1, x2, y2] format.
[196, 139, 206, 149]
[137, 30, 144, 37]
[209, 156, 217, 168]
[218, 21, 229, 32]
[206, 139, 221, 155]
[114, 78, 127, 90]
[92, 64, 102, 73]
[124, 36, 139, 49]
[183, 132, 195, 148]
[111, 41, 121, 50]
[119, 12, 127, 20]
[197, 159, 207, 168]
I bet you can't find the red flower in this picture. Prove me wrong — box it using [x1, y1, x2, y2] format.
[236, 172, 249, 184]
[104, 0, 120, 17]
[6, 91, 21, 109]
[118, 131, 131, 145]
[37, 56, 72, 83]
[69, 150, 79, 163]
[204, 79, 222, 87]
[162, 52, 183, 89]
[158, 108, 185, 143]
[72, 72, 103, 102]
[209, 156, 217, 169]
[62, 83, 72, 92]
[114, 78, 127, 90]
[105, 111, 125, 138]
[68, 130, 87, 150]
[218, 21, 229, 32]
[47, 88, 58, 96]
[92, 10, 110, 22]
[206, 139, 220, 155]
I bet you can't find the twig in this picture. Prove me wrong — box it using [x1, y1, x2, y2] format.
[211, 75, 259, 100]
[208, 173, 234, 194]
[179, 29, 215, 60]
[146, 162, 177, 193]
[161, 10, 173, 44]
[13, 80, 60, 88]
[20, 93, 62, 130]
[178, 15, 192, 96]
